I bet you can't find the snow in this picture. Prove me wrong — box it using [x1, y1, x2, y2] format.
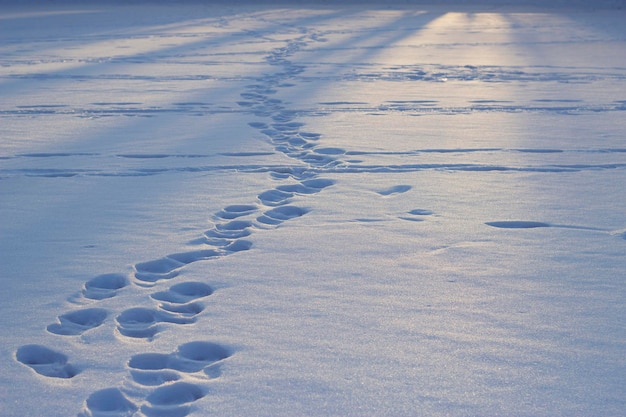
[1, 1, 625, 416]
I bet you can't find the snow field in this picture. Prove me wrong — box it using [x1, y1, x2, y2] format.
[1, 2, 626, 416]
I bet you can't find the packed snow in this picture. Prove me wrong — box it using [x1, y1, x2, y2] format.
[1, 1, 625, 416]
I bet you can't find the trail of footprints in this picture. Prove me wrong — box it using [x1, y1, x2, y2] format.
[15, 28, 342, 416]
[16, 169, 335, 409]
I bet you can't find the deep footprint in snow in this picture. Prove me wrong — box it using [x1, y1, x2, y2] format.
[151, 282, 213, 304]
[135, 249, 222, 284]
[16, 344, 78, 378]
[205, 227, 251, 240]
[258, 179, 335, 206]
[141, 382, 206, 417]
[82, 388, 137, 417]
[47, 308, 108, 336]
[128, 352, 183, 386]
[275, 183, 320, 195]
[271, 121, 305, 132]
[214, 220, 253, 234]
[276, 178, 335, 194]
[115, 307, 200, 339]
[167, 249, 222, 265]
[203, 221, 254, 249]
[257, 205, 309, 225]
[130, 341, 231, 374]
[258, 189, 294, 206]
[216, 204, 258, 220]
[83, 273, 129, 300]
[174, 341, 231, 373]
[159, 301, 205, 317]
[135, 258, 185, 283]
[128, 341, 231, 387]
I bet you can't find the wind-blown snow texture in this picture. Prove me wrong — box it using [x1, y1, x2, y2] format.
[1, 1, 625, 416]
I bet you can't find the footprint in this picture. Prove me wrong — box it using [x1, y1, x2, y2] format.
[204, 221, 254, 241]
[141, 382, 205, 417]
[272, 110, 298, 122]
[130, 368, 180, 387]
[115, 307, 198, 340]
[16, 344, 78, 378]
[129, 342, 231, 374]
[128, 342, 231, 388]
[173, 341, 231, 373]
[287, 137, 308, 147]
[205, 227, 251, 240]
[275, 183, 319, 195]
[83, 273, 128, 300]
[151, 282, 213, 304]
[215, 220, 253, 233]
[271, 122, 305, 132]
[159, 302, 204, 316]
[257, 205, 308, 225]
[301, 178, 335, 189]
[135, 250, 221, 283]
[167, 249, 222, 265]
[47, 308, 108, 336]
[216, 204, 258, 220]
[377, 185, 412, 196]
[135, 258, 185, 283]
[268, 166, 313, 181]
[258, 189, 293, 206]
[82, 388, 137, 417]
[301, 153, 338, 166]
[115, 308, 162, 339]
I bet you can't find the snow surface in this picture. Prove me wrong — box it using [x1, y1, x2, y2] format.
[1, 1, 626, 416]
